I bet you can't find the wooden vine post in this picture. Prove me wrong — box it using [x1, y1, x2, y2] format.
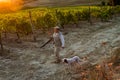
[88, 0, 92, 25]
[0, 31, 4, 52]
[29, 11, 36, 41]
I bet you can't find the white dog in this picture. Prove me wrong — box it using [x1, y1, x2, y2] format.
[62, 56, 82, 65]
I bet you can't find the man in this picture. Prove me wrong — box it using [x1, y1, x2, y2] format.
[62, 56, 82, 65]
[52, 26, 65, 63]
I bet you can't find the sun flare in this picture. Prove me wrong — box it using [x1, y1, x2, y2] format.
[0, 0, 23, 12]
[0, 0, 11, 2]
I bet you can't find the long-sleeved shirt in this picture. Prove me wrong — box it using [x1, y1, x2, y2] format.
[53, 32, 65, 47]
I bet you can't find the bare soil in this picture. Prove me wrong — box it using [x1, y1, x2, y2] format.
[23, 0, 102, 7]
[0, 17, 120, 80]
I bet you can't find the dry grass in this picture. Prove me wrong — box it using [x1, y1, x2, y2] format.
[62, 47, 120, 80]
[110, 47, 120, 65]
[63, 62, 115, 80]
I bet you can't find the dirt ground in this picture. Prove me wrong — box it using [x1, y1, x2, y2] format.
[24, 0, 101, 7]
[0, 17, 120, 80]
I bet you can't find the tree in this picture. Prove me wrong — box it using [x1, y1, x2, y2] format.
[109, 0, 120, 6]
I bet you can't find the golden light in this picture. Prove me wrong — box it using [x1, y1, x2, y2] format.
[0, 0, 10, 2]
[0, 0, 23, 13]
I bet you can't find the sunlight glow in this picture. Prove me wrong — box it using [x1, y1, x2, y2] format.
[0, 0, 10, 2]
[0, 0, 23, 13]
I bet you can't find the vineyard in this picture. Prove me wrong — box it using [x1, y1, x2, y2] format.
[0, 5, 120, 80]
[0, 6, 120, 46]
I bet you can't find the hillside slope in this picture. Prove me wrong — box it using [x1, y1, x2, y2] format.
[23, 0, 103, 7]
[0, 16, 120, 80]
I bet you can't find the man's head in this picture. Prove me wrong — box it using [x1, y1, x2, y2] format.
[54, 26, 60, 33]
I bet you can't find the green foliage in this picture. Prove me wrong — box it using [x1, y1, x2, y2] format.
[65, 11, 74, 24]
[114, 6, 120, 14]
[74, 11, 82, 21]
[36, 16, 45, 29]
[0, 6, 120, 35]
[44, 13, 57, 28]
[55, 10, 67, 27]
[81, 9, 90, 21]
[17, 18, 32, 35]
[98, 7, 113, 21]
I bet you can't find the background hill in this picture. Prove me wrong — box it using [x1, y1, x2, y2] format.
[23, 0, 108, 7]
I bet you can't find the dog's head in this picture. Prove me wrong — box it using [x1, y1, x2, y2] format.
[62, 58, 68, 63]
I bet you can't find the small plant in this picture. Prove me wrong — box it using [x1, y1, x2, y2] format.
[81, 9, 90, 21]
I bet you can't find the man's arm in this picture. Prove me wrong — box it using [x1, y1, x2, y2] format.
[59, 33, 65, 48]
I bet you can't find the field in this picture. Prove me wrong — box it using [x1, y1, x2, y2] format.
[0, 5, 120, 80]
